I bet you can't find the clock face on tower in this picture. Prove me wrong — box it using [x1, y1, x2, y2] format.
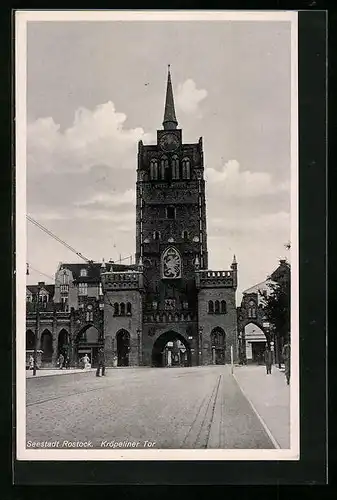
[159, 133, 180, 152]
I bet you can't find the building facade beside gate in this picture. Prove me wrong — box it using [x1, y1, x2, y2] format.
[26, 68, 239, 368]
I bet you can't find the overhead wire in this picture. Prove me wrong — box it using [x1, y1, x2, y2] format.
[26, 263, 54, 281]
[26, 215, 91, 262]
[27, 214, 134, 270]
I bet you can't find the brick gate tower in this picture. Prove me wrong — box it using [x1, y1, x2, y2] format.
[102, 67, 238, 367]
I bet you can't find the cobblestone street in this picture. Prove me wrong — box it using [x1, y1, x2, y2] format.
[25, 365, 287, 450]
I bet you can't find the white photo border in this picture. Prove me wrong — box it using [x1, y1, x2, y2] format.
[15, 9, 299, 461]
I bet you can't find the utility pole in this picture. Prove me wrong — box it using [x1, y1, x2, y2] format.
[199, 326, 203, 366]
[33, 284, 41, 376]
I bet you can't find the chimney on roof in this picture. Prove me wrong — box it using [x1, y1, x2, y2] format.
[38, 281, 45, 286]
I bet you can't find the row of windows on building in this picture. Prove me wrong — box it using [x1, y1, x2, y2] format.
[61, 269, 88, 285]
[26, 293, 50, 303]
[147, 230, 199, 242]
[149, 157, 191, 181]
[113, 302, 132, 316]
[145, 312, 193, 323]
[208, 300, 227, 314]
[151, 299, 190, 311]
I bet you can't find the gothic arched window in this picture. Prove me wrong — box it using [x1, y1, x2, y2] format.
[160, 156, 169, 180]
[153, 230, 161, 241]
[182, 230, 189, 241]
[114, 302, 119, 316]
[208, 300, 214, 314]
[126, 302, 132, 315]
[214, 300, 220, 314]
[172, 155, 180, 180]
[120, 303, 126, 316]
[150, 159, 158, 180]
[221, 300, 227, 314]
[248, 300, 257, 319]
[182, 158, 191, 179]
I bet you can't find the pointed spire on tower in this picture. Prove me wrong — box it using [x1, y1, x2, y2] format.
[231, 254, 238, 270]
[163, 65, 178, 130]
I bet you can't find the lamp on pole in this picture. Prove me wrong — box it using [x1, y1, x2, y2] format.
[33, 284, 41, 376]
[198, 326, 203, 366]
[238, 332, 242, 365]
[137, 328, 141, 366]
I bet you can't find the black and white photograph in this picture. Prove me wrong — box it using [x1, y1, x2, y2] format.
[16, 10, 299, 461]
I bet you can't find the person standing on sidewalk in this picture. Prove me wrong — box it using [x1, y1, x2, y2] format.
[264, 347, 273, 374]
[282, 341, 291, 385]
[57, 353, 64, 370]
[29, 355, 34, 370]
[96, 346, 106, 377]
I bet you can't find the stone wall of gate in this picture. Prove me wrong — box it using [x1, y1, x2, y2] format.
[197, 286, 238, 364]
[103, 289, 143, 366]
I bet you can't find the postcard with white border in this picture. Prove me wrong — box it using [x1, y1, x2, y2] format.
[16, 9, 299, 462]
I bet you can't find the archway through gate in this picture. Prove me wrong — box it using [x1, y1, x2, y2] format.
[40, 329, 53, 363]
[58, 329, 69, 358]
[26, 329, 35, 350]
[152, 331, 191, 368]
[75, 324, 100, 367]
[210, 327, 226, 365]
[116, 329, 130, 367]
[244, 322, 267, 364]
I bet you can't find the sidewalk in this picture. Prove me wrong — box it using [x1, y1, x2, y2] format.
[26, 368, 96, 378]
[233, 364, 290, 449]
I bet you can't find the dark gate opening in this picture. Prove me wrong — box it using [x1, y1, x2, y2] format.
[40, 330, 53, 363]
[26, 330, 35, 350]
[116, 329, 130, 366]
[152, 331, 191, 368]
[211, 327, 226, 365]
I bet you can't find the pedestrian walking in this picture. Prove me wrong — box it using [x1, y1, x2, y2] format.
[29, 355, 34, 370]
[96, 346, 106, 377]
[282, 341, 291, 385]
[57, 353, 64, 370]
[264, 347, 273, 375]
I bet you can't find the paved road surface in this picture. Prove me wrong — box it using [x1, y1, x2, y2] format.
[26, 366, 274, 449]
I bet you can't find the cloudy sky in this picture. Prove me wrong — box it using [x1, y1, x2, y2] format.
[25, 17, 293, 299]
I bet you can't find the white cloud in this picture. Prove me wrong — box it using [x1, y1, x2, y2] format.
[176, 79, 208, 115]
[206, 159, 288, 198]
[75, 188, 136, 209]
[27, 101, 154, 175]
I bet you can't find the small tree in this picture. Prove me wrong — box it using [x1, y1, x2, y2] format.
[260, 260, 291, 366]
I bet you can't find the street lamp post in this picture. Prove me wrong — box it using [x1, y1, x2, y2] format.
[238, 332, 242, 365]
[33, 284, 41, 376]
[199, 326, 203, 366]
[137, 328, 141, 366]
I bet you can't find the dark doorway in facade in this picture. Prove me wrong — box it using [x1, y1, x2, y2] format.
[251, 342, 266, 364]
[116, 329, 130, 366]
[26, 330, 35, 350]
[76, 325, 100, 367]
[58, 329, 69, 357]
[243, 323, 267, 364]
[152, 331, 191, 368]
[211, 327, 226, 365]
[40, 329, 53, 363]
